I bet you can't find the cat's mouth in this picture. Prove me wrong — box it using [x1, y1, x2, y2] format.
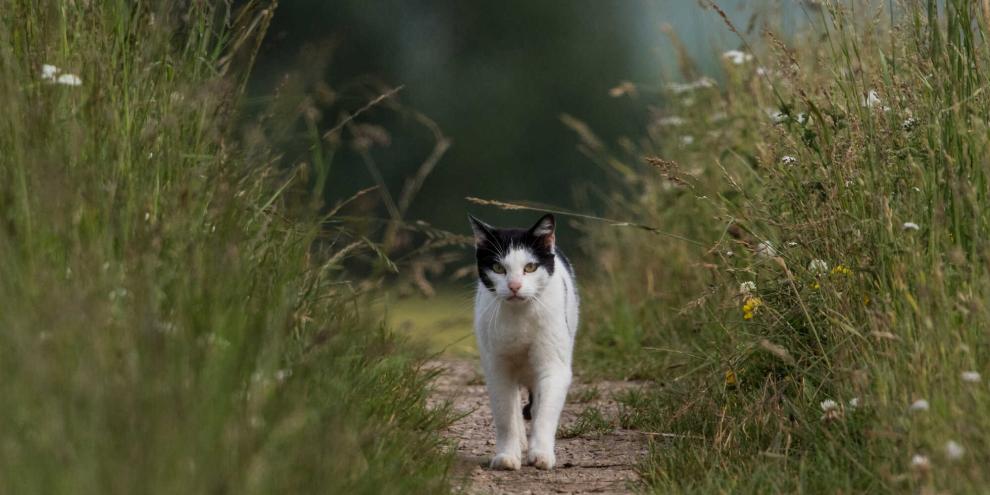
[506, 295, 526, 302]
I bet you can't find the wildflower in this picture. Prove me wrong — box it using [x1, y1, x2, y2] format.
[944, 441, 965, 460]
[808, 259, 829, 274]
[742, 297, 763, 320]
[680, 135, 695, 145]
[765, 108, 788, 123]
[862, 295, 871, 306]
[724, 369, 738, 387]
[820, 399, 842, 421]
[723, 49, 753, 65]
[795, 113, 809, 124]
[911, 454, 931, 471]
[862, 90, 881, 108]
[902, 117, 919, 131]
[830, 264, 852, 276]
[961, 371, 981, 383]
[40, 64, 58, 80]
[909, 399, 930, 412]
[56, 74, 82, 86]
[739, 281, 757, 295]
[848, 397, 860, 409]
[756, 66, 770, 77]
[786, 241, 798, 248]
[902, 222, 920, 231]
[755, 241, 777, 258]
[658, 116, 685, 127]
[781, 155, 798, 166]
[40, 63, 82, 86]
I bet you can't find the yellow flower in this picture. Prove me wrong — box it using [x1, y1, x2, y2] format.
[742, 297, 762, 319]
[862, 295, 871, 306]
[830, 264, 852, 276]
[812, 281, 820, 290]
[725, 369, 738, 387]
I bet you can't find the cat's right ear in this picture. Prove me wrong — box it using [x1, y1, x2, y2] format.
[468, 214, 494, 246]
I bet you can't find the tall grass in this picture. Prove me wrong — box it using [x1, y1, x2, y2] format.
[0, 2, 451, 493]
[581, 0, 990, 492]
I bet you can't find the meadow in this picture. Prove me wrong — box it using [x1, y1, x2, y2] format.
[574, 0, 990, 492]
[6, 1, 990, 494]
[0, 2, 452, 493]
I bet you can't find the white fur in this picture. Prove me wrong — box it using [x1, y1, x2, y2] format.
[474, 245, 579, 470]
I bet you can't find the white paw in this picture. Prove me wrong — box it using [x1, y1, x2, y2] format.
[490, 453, 522, 471]
[528, 450, 556, 470]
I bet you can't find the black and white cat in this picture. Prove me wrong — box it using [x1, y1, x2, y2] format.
[469, 213, 579, 470]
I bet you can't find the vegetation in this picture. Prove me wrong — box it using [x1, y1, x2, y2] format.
[0, 2, 452, 493]
[579, 0, 990, 492]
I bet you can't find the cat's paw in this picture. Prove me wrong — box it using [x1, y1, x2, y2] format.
[528, 450, 556, 470]
[490, 453, 522, 471]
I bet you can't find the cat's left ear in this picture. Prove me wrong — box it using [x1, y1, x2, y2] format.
[529, 213, 555, 249]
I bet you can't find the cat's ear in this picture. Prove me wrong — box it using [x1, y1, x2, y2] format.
[468, 214, 495, 246]
[529, 213, 555, 249]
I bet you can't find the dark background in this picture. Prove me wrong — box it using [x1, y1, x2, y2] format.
[247, 1, 804, 235]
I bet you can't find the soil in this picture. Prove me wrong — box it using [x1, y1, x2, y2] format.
[428, 360, 648, 495]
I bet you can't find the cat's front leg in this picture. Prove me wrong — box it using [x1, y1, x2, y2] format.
[486, 364, 524, 470]
[527, 364, 572, 470]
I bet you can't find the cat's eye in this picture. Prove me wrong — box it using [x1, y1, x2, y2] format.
[491, 264, 506, 274]
[523, 263, 538, 273]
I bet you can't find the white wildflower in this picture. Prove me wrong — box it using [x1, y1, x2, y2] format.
[786, 241, 798, 248]
[945, 440, 965, 460]
[755, 241, 777, 258]
[848, 397, 860, 409]
[781, 155, 798, 166]
[961, 371, 981, 383]
[766, 108, 788, 123]
[909, 399, 930, 412]
[680, 135, 695, 146]
[740, 281, 757, 295]
[911, 454, 931, 471]
[902, 222, 920, 231]
[796, 113, 809, 124]
[658, 116, 685, 127]
[756, 66, 770, 77]
[808, 259, 829, 274]
[820, 399, 842, 421]
[41, 64, 58, 80]
[862, 90, 881, 108]
[56, 73, 82, 86]
[723, 49, 753, 65]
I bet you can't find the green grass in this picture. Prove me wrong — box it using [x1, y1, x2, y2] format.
[0, 2, 452, 493]
[577, 1, 990, 492]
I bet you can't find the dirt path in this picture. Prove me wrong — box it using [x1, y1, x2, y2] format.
[428, 360, 648, 495]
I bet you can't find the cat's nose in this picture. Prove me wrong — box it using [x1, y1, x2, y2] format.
[507, 280, 522, 293]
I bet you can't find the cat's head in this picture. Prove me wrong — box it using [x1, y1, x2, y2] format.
[469, 213, 556, 302]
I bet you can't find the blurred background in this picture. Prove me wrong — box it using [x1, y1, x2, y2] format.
[245, 0, 808, 352]
[248, 0, 806, 231]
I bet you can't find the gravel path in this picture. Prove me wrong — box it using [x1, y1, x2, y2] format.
[428, 360, 648, 495]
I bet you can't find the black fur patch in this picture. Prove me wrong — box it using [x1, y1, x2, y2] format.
[469, 214, 557, 292]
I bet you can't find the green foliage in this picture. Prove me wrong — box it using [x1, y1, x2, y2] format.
[557, 407, 614, 439]
[582, 1, 990, 492]
[0, 2, 451, 493]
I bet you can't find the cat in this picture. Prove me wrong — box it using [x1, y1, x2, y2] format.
[469, 213, 579, 470]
